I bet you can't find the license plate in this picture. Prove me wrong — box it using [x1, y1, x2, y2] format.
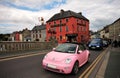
[47, 64, 56, 69]
[92, 47, 95, 49]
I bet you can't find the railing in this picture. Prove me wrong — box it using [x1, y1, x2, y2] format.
[0, 41, 57, 52]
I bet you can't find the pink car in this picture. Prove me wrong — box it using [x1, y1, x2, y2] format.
[42, 43, 90, 74]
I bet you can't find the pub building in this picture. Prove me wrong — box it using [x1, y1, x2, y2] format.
[46, 9, 89, 43]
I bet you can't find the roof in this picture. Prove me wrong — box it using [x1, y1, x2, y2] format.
[47, 10, 89, 22]
[32, 24, 46, 31]
[113, 18, 120, 24]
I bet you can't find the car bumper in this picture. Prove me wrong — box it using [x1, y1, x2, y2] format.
[89, 46, 102, 49]
[42, 60, 73, 74]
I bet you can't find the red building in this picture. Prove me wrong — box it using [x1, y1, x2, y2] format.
[15, 32, 20, 41]
[46, 9, 89, 43]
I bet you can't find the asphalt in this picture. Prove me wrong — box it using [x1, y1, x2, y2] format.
[95, 46, 120, 78]
[0, 48, 101, 78]
[0, 46, 120, 78]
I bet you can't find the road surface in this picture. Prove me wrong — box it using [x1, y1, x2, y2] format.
[0, 50, 102, 78]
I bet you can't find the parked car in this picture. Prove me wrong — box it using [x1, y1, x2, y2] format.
[88, 38, 103, 50]
[42, 42, 90, 74]
[103, 40, 109, 47]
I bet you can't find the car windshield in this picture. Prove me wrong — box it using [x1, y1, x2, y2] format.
[91, 40, 100, 44]
[54, 43, 77, 53]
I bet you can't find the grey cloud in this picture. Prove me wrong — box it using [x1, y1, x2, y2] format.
[0, 0, 120, 33]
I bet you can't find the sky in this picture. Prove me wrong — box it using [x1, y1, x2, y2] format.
[0, 0, 120, 34]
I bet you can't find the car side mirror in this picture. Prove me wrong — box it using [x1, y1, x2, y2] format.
[78, 50, 82, 54]
[52, 48, 56, 51]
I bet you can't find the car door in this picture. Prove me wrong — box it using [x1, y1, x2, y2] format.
[77, 44, 86, 66]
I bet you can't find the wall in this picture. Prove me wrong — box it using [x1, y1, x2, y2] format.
[0, 41, 57, 52]
[109, 19, 120, 41]
[46, 17, 89, 43]
[41, 30, 46, 42]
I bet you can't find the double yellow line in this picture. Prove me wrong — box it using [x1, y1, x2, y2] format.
[79, 48, 108, 78]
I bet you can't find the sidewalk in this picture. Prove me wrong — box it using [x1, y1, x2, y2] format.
[96, 47, 120, 78]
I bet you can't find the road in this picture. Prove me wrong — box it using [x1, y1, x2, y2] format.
[0, 50, 103, 78]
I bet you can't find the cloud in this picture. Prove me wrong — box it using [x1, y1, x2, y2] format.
[0, 0, 120, 33]
[1, 0, 65, 11]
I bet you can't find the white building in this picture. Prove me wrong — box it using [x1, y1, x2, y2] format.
[31, 25, 46, 42]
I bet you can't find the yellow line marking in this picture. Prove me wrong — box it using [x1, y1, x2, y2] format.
[85, 51, 106, 78]
[79, 48, 108, 78]
[0, 52, 47, 62]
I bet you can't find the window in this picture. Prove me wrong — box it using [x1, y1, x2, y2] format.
[36, 30, 37, 33]
[81, 20, 83, 24]
[60, 26, 62, 32]
[54, 21, 56, 25]
[39, 34, 41, 38]
[36, 34, 38, 38]
[80, 27, 82, 31]
[33, 34, 35, 38]
[77, 26, 79, 31]
[77, 19, 79, 22]
[55, 43, 77, 53]
[60, 20, 62, 24]
[66, 18, 68, 22]
[66, 26, 68, 32]
[79, 27, 81, 31]
[78, 44, 86, 51]
[60, 36, 62, 41]
[53, 27, 56, 32]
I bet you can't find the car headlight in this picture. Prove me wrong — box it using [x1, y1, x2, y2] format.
[44, 55, 47, 59]
[65, 58, 71, 64]
[89, 45, 91, 47]
[96, 46, 100, 47]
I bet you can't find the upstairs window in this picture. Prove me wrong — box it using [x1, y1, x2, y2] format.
[60, 35, 62, 41]
[60, 26, 62, 32]
[54, 21, 56, 25]
[77, 19, 79, 22]
[60, 20, 62, 24]
[39, 34, 41, 38]
[66, 18, 68, 22]
[66, 26, 68, 32]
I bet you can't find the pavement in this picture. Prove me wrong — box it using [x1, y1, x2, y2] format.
[95, 46, 120, 78]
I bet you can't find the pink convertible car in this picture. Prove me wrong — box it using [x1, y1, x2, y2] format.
[42, 42, 90, 74]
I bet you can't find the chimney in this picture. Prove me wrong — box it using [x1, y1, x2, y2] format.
[78, 12, 82, 15]
[41, 17, 44, 25]
[60, 9, 64, 14]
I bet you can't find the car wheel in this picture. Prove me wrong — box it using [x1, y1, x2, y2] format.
[72, 61, 79, 74]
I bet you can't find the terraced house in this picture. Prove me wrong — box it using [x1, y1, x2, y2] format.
[31, 24, 46, 42]
[46, 9, 89, 43]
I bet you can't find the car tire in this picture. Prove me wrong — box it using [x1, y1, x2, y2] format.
[71, 61, 79, 75]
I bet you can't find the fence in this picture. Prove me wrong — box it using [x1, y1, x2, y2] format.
[0, 41, 57, 52]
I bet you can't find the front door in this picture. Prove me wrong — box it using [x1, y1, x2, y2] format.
[66, 34, 77, 42]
